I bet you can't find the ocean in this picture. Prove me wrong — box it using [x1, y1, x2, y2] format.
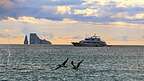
[0, 45, 144, 81]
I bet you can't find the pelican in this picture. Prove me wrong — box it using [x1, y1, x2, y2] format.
[71, 60, 84, 70]
[54, 58, 69, 70]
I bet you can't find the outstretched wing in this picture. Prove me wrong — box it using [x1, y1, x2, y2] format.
[62, 58, 69, 65]
[54, 58, 69, 70]
[71, 61, 75, 67]
[76, 60, 84, 68]
[54, 65, 61, 70]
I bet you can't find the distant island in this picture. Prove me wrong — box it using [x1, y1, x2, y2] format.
[24, 33, 52, 45]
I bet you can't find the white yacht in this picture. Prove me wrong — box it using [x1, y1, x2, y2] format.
[72, 35, 107, 47]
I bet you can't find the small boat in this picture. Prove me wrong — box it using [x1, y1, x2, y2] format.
[72, 35, 107, 47]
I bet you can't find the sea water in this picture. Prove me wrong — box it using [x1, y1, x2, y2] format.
[0, 45, 144, 81]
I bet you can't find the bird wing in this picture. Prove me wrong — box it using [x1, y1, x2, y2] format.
[62, 58, 69, 65]
[71, 61, 75, 67]
[76, 60, 84, 68]
[54, 66, 61, 70]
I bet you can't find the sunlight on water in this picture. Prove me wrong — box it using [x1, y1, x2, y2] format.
[0, 45, 144, 81]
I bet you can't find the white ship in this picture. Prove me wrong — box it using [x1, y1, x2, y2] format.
[72, 35, 107, 47]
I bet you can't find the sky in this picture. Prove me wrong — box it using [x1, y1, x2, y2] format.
[0, 0, 144, 45]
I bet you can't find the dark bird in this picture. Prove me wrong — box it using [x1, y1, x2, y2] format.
[71, 60, 84, 70]
[54, 58, 69, 70]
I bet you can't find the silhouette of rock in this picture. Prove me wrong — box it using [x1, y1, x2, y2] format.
[24, 35, 28, 44]
[24, 33, 52, 45]
[30, 33, 51, 44]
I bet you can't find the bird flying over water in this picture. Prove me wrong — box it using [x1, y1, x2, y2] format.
[54, 58, 69, 70]
[71, 60, 84, 70]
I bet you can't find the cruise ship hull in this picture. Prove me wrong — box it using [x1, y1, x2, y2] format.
[72, 42, 107, 47]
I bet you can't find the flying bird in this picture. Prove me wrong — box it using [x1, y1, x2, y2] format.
[71, 60, 84, 70]
[54, 58, 69, 70]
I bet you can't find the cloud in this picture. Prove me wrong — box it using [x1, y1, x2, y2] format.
[110, 21, 134, 26]
[83, 0, 144, 7]
[2, 16, 78, 24]
[112, 12, 144, 20]
[0, 0, 14, 9]
[0, 0, 143, 25]
[115, 0, 144, 7]
[74, 8, 99, 16]
[0, 16, 79, 36]
[56, 6, 71, 14]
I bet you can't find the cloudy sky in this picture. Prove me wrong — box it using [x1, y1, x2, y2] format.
[0, 0, 144, 45]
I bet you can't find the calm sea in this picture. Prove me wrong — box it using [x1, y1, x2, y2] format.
[0, 45, 144, 81]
